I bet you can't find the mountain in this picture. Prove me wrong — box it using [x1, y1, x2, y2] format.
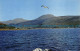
[1, 14, 80, 28]
[16, 14, 80, 28]
[16, 14, 57, 25]
[42, 16, 80, 25]
[1, 18, 28, 24]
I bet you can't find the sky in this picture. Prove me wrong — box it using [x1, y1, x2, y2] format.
[0, 0, 80, 21]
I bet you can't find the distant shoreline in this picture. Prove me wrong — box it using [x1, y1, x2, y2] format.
[0, 28, 79, 31]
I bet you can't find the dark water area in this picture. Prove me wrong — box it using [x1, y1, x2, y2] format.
[0, 28, 80, 51]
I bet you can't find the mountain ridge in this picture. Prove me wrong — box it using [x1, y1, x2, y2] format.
[1, 18, 28, 24]
[16, 14, 80, 26]
[0, 14, 80, 28]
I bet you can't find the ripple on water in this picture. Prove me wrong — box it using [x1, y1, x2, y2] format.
[0, 28, 80, 51]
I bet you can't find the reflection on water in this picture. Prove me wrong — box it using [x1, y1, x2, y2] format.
[0, 28, 80, 51]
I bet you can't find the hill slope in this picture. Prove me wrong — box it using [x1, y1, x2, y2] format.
[16, 14, 80, 25]
[1, 14, 80, 28]
[17, 14, 57, 25]
[1, 18, 27, 24]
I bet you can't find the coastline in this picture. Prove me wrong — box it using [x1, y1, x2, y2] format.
[0, 28, 79, 31]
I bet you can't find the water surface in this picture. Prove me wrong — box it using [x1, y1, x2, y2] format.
[0, 28, 80, 51]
